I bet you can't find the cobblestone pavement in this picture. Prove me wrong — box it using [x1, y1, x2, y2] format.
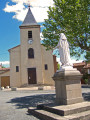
[0, 86, 90, 120]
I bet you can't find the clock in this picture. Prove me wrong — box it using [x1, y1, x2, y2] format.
[28, 39, 33, 44]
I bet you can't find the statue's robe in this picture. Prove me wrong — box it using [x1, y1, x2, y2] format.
[57, 33, 72, 66]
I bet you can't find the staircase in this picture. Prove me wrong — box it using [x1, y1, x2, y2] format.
[28, 102, 90, 120]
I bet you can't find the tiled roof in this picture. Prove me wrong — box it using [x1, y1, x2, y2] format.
[0, 68, 10, 71]
[83, 64, 90, 69]
[8, 45, 20, 51]
[73, 62, 86, 67]
[73, 62, 90, 69]
[21, 7, 38, 26]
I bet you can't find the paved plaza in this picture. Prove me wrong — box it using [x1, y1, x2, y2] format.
[0, 86, 90, 120]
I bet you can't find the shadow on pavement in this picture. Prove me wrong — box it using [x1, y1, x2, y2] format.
[82, 85, 90, 88]
[82, 92, 90, 101]
[7, 94, 56, 109]
[7, 92, 90, 109]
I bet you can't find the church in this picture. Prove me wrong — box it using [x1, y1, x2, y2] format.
[0, 7, 57, 87]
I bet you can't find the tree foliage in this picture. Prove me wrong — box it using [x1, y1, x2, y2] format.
[85, 51, 90, 62]
[57, 63, 60, 70]
[42, 0, 90, 57]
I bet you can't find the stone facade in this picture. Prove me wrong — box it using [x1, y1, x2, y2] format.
[8, 7, 55, 87]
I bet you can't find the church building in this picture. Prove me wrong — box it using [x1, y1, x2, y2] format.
[5, 6, 57, 87]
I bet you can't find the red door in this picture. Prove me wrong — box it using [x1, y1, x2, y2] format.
[28, 68, 37, 84]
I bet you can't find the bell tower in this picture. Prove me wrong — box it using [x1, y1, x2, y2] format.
[19, 6, 43, 85]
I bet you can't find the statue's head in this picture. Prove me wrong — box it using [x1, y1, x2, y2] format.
[60, 33, 67, 40]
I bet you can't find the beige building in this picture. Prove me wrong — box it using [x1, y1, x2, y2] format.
[6, 7, 56, 87]
[0, 64, 10, 87]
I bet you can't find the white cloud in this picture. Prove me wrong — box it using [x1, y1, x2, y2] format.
[0, 61, 10, 65]
[71, 59, 83, 64]
[0, 61, 10, 68]
[56, 58, 61, 65]
[56, 57, 83, 66]
[3, 0, 54, 22]
[40, 32, 44, 41]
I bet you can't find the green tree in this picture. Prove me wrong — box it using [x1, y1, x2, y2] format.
[2, 66, 6, 68]
[85, 51, 90, 62]
[57, 63, 60, 70]
[42, 0, 90, 57]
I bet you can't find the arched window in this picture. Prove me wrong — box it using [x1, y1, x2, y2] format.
[28, 48, 34, 58]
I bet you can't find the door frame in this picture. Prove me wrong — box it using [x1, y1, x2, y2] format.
[27, 68, 37, 84]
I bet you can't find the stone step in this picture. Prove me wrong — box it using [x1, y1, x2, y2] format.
[64, 110, 90, 120]
[20, 84, 55, 90]
[28, 107, 90, 120]
[21, 84, 54, 87]
[28, 107, 68, 120]
[37, 102, 90, 116]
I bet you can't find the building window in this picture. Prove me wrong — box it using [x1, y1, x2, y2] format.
[28, 31, 32, 38]
[45, 64, 48, 70]
[28, 48, 34, 58]
[16, 66, 19, 72]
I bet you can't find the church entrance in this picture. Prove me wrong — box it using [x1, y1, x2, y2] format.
[28, 68, 37, 84]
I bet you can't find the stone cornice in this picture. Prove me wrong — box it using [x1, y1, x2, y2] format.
[19, 25, 40, 29]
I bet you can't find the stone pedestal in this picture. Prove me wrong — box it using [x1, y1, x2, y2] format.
[53, 67, 83, 105]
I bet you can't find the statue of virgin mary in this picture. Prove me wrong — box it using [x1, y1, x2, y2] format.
[56, 33, 72, 67]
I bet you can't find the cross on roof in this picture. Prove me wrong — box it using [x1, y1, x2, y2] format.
[27, 0, 30, 7]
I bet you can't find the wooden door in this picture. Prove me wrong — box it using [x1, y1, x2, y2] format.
[1, 76, 10, 87]
[28, 68, 37, 84]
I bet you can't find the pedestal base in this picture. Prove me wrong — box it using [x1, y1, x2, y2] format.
[53, 67, 83, 105]
[56, 97, 83, 105]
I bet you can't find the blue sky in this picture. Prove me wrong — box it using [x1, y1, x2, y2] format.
[0, 0, 21, 65]
[0, 0, 84, 67]
[0, 0, 48, 67]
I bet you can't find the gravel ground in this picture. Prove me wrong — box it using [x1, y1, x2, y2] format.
[0, 86, 90, 120]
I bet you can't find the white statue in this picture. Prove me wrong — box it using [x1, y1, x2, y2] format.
[56, 33, 72, 67]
